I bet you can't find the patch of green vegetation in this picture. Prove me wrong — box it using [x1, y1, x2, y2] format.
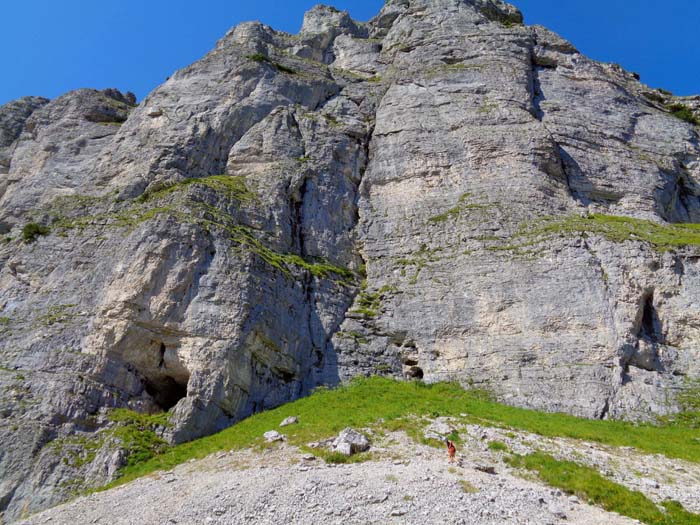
[21, 222, 50, 242]
[487, 440, 508, 452]
[245, 53, 296, 75]
[522, 214, 700, 252]
[246, 53, 269, 63]
[56, 434, 105, 469]
[50, 409, 171, 474]
[677, 378, 700, 413]
[349, 289, 383, 318]
[39, 304, 78, 326]
[500, 20, 524, 28]
[278, 254, 353, 281]
[478, 102, 498, 114]
[103, 377, 700, 490]
[221, 223, 353, 282]
[366, 75, 382, 83]
[108, 409, 171, 467]
[323, 114, 340, 127]
[0, 316, 10, 325]
[136, 175, 255, 204]
[428, 193, 489, 223]
[459, 479, 479, 493]
[667, 103, 699, 126]
[506, 452, 700, 525]
[201, 213, 353, 283]
[322, 450, 375, 464]
[660, 378, 700, 429]
[395, 244, 443, 283]
[337, 331, 369, 345]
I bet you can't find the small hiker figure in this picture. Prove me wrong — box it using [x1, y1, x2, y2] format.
[446, 439, 456, 463]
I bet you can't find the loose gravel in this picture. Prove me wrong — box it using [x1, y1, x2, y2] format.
[19, 427, 641, 525]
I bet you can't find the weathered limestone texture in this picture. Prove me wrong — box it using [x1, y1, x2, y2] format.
[1, 0, 699, 520]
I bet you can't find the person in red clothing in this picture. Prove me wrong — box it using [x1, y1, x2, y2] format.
[446, 439, 456, 463]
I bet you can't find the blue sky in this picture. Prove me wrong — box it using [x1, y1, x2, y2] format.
[1, 0, 697, 106]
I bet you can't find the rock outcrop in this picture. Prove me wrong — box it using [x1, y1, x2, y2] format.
[1, 0, 699, 520]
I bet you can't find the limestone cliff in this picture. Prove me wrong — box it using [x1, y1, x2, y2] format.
[1, 0, 699, 520]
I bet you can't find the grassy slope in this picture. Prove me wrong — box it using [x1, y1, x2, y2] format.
[508, 452, 700, 525]
[108, 377, 700, 488]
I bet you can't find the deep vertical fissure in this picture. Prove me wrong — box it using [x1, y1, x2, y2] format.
[294, 178, 308, 257]
[639, 291, 662, 343]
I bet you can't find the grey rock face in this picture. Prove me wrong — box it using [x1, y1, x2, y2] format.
[0, 97, 49, 175]
[0, 89, 135, 231]
[1, 0, 699, 520]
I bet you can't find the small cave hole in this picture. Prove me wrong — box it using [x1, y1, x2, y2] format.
[639, 292, 663, 343]
[405, 366, 424, 380]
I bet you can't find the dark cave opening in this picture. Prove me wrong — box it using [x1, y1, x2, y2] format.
[406, 366, 424, 380]
[137, 340, 190, 411]
[145, 375, 188, 411]
[639, 292, 662, 343]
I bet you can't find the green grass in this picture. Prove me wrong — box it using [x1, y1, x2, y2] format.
[523, 214, 700, 252]
[107, 409, 171, 467]
[487, 440, 508, 452]
[21, 222, 50, 242]
[103, 377, 700, 490]
[507, 452, 700, 525]
[349, 290, 382, 317]
[428, 193, 488, 223]
[459, 479, 479, 493]
[667, 103, 699, 126]
[136, 175, 255, 204]
[500, 20, 524, 28]
[660, 379, 700, 429]
[245, 53, 296, 75]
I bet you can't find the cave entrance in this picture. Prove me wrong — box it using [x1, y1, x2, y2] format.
[639, 292, 662, 343]
[145, 375, 189, 411]
[138, 340, 190, 411]
[406, 366, 424, 380]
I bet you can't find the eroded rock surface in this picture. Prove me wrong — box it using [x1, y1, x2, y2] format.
[1, 0, 699, 520]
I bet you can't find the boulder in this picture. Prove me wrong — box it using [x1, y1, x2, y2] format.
[280, 416, 299, 427]
[263, 431, 285, 443]
[330, 428, 370, 456]
[423, 420, 455, 442]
